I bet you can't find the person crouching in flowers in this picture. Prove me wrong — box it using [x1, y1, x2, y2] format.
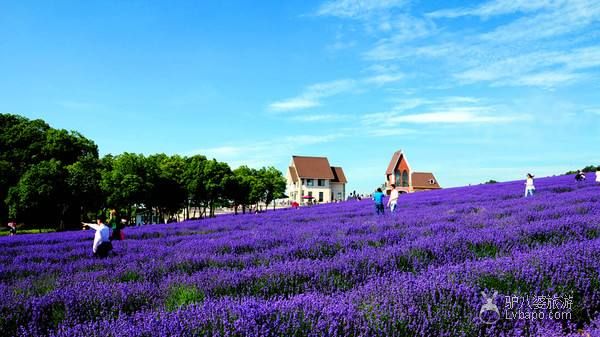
[524, 173, 535, 197]
[373, 188, 385, 215]
[82, 214, 112, 258]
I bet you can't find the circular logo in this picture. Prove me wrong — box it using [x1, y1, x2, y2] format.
[479, 291, 500, 324]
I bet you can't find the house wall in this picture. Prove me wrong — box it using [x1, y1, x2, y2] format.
[386, 155, 412, 194]
[393, 156, 411, 187]
[301, 179, 332, 203]
[330, 183, 345, 201]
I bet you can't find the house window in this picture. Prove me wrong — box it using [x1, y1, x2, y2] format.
[402, 170, 409, 187]
[395, 171, 401, 185]
[429, 179, 435, 185]
[318, 179, 325, 186]
[318, 192, 324, 202]
[308, 191, 313, 198]
[307, 179, 314, 186]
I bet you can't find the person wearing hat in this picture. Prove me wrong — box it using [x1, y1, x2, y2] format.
[524, 173, 535, 197]
[82, 214, 112, 258]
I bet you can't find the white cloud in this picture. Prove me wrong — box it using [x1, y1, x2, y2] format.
[499, 71, 581, 88]
[480, 2, 600, 43]
[268, 79, 356, 112]
[269, 72, 409, 112]
[427, 0, 567, 18]
[584, 107, 600, 115]
[455, 46, 600, 87]
[290, 114, 343, 122]
[269, 98, 321, 111]
[388, 110, 522, 124]
[364, 73, 404, 85]
[317, 0, 408, 18]
[366, 127, 415, 137]
[363, 103, 527, 126]
[191, 134, 345, 169]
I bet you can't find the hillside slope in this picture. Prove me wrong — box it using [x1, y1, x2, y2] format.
[1, 174, 599, 336]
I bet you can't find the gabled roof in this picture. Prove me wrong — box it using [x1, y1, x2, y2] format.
[292, 156, 335, 179]
[288, 166, 299, 183]
[331, 166, 347, 183]
[411, 172, 441, 189]
[386, 150, 407, 175]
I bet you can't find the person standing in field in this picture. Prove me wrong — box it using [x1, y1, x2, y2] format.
[7, 220, 17, 236]
[82, 214, 112, 258]
[387, 184, 399, 212]
[373, 188, 385, 215]
[575, 170, 586, 182]
[524, 173, 535, 197]
[108, 209, 122, 241]
[596, 168, 600, 184]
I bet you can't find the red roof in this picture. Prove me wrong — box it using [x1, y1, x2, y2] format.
[288, 166, 299, 183]
[386, 150, 403, 175]
[292, 156, 335, 179]
[411, 172, 441, 189]
[331, 166, 347, 183]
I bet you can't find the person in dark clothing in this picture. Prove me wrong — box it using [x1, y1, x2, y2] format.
[8, 220, 17, 236]
[373, 188, 385, 215]
[108, 209, 122, 241]
[575, 170, 586, 182]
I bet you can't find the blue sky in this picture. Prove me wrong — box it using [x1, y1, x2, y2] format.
[1, 0, 599, 193]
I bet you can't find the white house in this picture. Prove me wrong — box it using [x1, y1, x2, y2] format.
[286, 155, 347, 204]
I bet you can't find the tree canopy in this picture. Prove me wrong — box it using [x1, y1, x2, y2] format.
[1, 113, 287, 229]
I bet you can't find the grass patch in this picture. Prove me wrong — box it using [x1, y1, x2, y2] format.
[468, 242, 498, 259]
[119, 270, 143, 282]
[165, 284, 205, 311]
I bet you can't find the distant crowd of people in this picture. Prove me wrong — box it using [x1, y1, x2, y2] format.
[372, 169, 600, 214]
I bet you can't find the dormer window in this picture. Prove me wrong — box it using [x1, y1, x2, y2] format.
[429, 179, 435, 185]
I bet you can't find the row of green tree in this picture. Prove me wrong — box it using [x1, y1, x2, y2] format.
[1, 114, 286, 230]
[565, 165, 600, 175]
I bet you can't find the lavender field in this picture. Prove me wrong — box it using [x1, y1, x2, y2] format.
[1, 175, 599, 337]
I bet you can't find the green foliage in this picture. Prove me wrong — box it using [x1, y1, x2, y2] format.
[1, 113, 287, 227]
[565, 165, 600, 174]
[165, 284, 205, 311]
[119, 270, 143, 282]
[1, 114, 100, 227]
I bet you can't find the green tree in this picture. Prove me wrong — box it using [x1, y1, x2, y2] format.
[7, 160, 69, 228]
[1, 114, 100, 227]
[257, 166, 286, 211]
[100, 153, 149, 222]
[146, 154, 187, 222]
[183, 155, 208, 219]
[203, 159, 232, 217]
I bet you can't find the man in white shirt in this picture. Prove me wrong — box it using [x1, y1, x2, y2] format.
[387, 184, 399, 212]
[82, 215, 112, 257]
